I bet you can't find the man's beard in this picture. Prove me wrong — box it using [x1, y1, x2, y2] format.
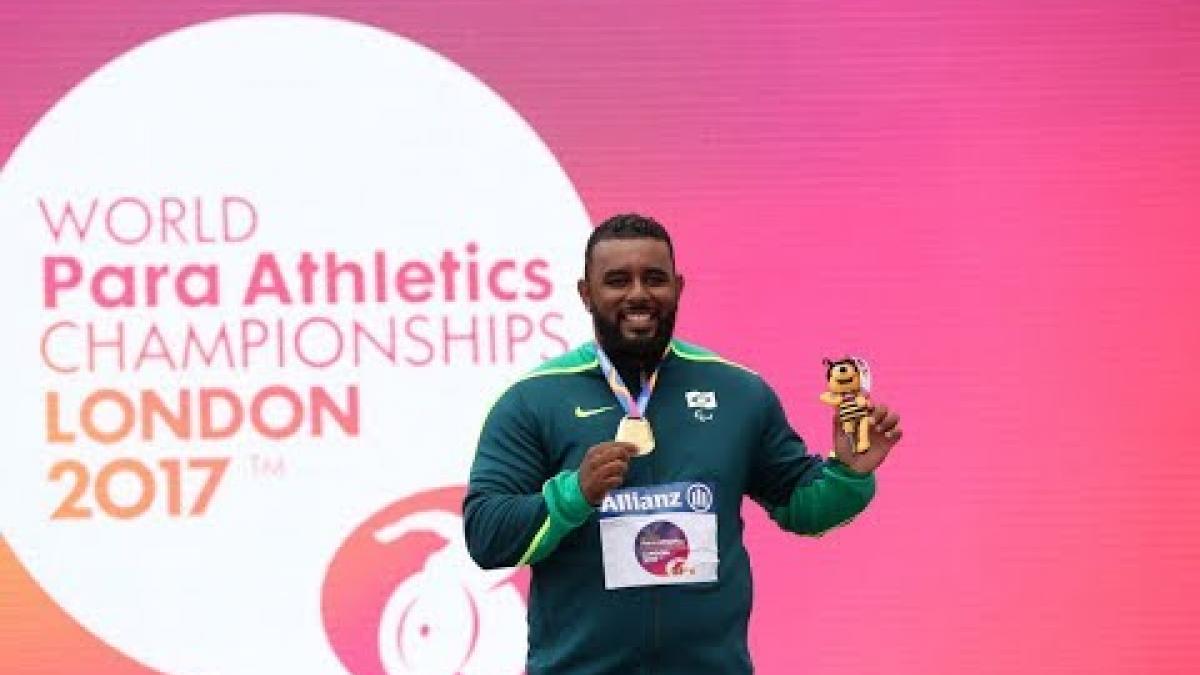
[592, 308, 677, 365]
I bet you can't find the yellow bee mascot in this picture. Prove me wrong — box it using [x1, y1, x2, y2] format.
[819, 357, 872, 453]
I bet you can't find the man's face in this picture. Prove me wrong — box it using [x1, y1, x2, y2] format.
[578, 237, 684, 361]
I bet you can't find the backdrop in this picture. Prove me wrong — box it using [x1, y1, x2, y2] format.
[2, 2, 1198, 674]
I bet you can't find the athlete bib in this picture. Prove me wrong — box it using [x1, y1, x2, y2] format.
[598, 482, 719, 590]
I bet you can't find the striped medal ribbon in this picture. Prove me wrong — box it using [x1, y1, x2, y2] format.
[595, 346, 662, 456]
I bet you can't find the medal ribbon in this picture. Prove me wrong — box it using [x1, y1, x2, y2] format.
[595, 346, 664, 419]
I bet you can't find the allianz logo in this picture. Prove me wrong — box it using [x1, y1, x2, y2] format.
[599, 482, 714, 514]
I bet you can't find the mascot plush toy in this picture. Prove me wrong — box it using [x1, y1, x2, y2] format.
[819, 357, 872, 453]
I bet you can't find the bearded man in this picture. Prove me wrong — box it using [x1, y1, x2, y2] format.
[464, 213, 903, 674]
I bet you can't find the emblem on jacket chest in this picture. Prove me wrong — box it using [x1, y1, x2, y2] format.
[685, 390, 717, 422]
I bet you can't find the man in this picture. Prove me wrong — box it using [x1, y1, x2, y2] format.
[464, 213, 903, 674]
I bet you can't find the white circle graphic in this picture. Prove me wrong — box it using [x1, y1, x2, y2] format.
[686, 483, 714, 512]
[0, 14, 590, 675]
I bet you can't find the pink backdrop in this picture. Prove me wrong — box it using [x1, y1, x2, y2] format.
[3, 1, 1198, 673]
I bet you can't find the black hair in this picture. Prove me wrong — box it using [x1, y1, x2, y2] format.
[584, 213, 675, 276]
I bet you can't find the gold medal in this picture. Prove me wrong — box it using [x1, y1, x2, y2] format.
[616, 416, 655, 456]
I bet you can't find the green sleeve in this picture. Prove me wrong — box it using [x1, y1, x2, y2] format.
[768, 460, 876, 536]
[463, 382, 594, 568]
[518, 470, 594, 565]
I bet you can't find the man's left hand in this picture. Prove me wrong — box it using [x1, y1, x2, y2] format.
[833, 403, 903, 475]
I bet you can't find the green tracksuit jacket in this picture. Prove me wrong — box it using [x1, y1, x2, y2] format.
[463, 339, 876, 674]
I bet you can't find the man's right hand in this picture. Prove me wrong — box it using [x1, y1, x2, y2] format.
[578, 442, 637, 506]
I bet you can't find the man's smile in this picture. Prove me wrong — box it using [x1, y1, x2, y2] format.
[620, 309, 658, 332]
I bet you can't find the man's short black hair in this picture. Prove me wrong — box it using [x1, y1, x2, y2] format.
[584, 213, 675, 276]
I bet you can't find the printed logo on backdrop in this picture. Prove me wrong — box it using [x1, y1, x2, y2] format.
[323, 487, 529, 675]
[0, 14, 589, 675]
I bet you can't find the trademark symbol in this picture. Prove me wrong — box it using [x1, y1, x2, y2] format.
[250, 454, 286, 478]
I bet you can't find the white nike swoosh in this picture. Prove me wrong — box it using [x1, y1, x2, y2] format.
[574, 405, 616, 418]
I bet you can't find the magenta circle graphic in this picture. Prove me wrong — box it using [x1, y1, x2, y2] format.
[634, 520, 690, 577]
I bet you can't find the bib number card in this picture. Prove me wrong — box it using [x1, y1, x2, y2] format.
[598, 482, 718, 590]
